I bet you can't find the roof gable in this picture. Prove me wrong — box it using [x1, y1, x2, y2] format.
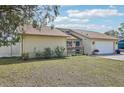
[71, 29, 118, 40]
[67, 35, 78, 40]
[17, 25, 68, 37]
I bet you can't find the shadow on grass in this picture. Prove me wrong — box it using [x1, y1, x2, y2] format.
[0, 57, 68, 65]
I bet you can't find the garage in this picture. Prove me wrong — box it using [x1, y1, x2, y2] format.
[95, 41, 114, 54]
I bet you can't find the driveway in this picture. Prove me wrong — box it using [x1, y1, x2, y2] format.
[99, 54, 124, 61]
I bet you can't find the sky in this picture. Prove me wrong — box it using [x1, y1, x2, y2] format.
[53, 5, 124, 33]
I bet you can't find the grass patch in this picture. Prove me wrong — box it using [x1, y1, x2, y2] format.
[0, 56, 124, 87]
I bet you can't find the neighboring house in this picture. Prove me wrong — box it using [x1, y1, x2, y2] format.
[0, 25, 68, 58]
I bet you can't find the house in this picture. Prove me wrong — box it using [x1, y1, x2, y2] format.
[0, 26, 118, 58]
[68, 29, 118, 55]
[0, 25, 68, 58]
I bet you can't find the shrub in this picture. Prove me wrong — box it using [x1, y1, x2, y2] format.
[43, 47, 52, 59]
[22, 53, 29, 60]
[35, 51, 44, 58]
[54, 46, 65, 58]
[34, 47, 66, 59]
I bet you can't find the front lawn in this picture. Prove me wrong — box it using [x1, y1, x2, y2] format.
[0, 56, 124, 87]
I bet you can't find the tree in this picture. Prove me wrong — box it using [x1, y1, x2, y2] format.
[104, 30, 119, 37]
[0, 5, 59, 46]
[105, 22, 124, 38]
[118, 22, 124, 37]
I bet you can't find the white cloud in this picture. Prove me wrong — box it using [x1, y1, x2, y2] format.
[52, 8, 121, 32]
[53, 15, 112, 32]
[109, 5, 116, 9]
[55, 23, 112, 33]
[67, 9, 124, 18]
[54, 16, 89, 24]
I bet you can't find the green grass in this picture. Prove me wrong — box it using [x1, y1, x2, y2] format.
[0, 56, 124, 87]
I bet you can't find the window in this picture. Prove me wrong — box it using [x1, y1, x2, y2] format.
[76, 41, 80, 47]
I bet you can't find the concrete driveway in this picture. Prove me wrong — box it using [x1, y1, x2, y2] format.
[99, 54, 124, 61]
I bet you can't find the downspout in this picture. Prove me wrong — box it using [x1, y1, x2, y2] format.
[10, 43, 12, 57]
[20, 27, 24, 57]
[18, 26, 24, 57]
[21, 33, 24, 57]
[81, 39, 84, 55]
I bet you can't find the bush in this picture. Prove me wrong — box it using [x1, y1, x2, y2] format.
[22, 53, 29, 60]
[43, 47, 52, 59]
[35, 51, 44, 58]
[54, 46, 65, 58]
[34, 46, 66, 59]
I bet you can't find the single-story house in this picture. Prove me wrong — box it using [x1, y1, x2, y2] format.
[68, 29, 118, 55]
[0, 26, 118, 57]
[0, 25, 68, 58]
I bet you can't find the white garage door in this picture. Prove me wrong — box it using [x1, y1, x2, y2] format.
[95, 41, 114, 54]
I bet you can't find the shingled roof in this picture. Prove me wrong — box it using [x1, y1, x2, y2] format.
[17, 25, 68, 37]
[67, 35, 78, 40]
[71, 29, 118, 40]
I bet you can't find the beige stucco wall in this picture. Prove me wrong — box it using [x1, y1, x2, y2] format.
[81, 37, 92, 55]
[114, 40, 118, 50]
[22, 35, 67, 58]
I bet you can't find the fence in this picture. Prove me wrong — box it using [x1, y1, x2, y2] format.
[0, 42, 21, 57]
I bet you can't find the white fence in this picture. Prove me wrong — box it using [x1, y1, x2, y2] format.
[0, 43, 21, 57]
